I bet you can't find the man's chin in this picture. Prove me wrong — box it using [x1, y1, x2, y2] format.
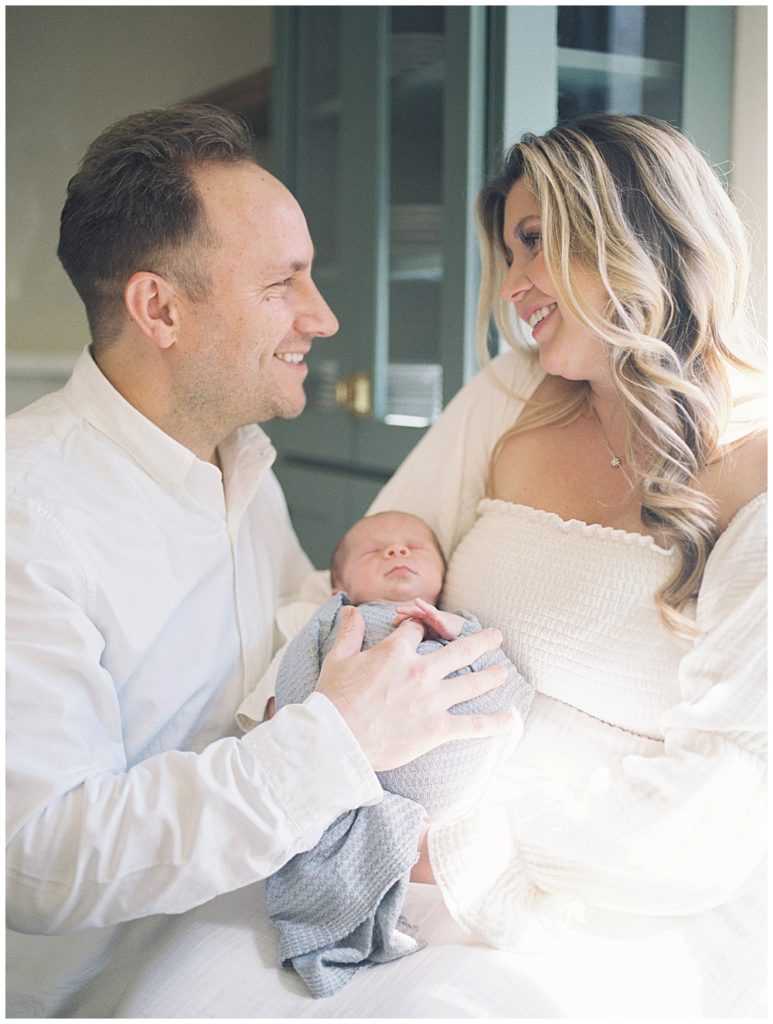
[257, 393, 307, 424]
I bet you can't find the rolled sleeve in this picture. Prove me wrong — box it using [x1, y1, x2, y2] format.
[241, 693, 382, 848]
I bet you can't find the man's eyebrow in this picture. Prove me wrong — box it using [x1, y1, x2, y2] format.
[266, 260, 309, 276]
[268, 246, 316, 276]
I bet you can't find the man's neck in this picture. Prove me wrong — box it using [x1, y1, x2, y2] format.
[93, 344, 222, 467]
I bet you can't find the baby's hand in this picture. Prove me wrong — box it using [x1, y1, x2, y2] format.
[393, 598, 466, 640]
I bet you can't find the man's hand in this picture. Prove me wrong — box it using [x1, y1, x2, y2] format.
[393, 597, 466, 640]
[315, 604, 513, 771]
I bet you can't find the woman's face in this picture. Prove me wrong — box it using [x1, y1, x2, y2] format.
[500, 178, 612, 388]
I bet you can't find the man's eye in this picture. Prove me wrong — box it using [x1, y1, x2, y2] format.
[265, 278, 292, 300]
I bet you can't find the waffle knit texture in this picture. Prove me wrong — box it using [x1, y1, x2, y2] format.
[265, 594, 531, 997]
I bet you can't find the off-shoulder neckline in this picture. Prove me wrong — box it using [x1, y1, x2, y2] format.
[479, 492, 767, 558]
[478, 498, 676, 555]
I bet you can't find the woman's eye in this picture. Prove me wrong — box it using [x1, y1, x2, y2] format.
[520, 231, 541, 250]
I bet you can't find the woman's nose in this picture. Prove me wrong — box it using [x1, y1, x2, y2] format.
[500, 261, 529, 304]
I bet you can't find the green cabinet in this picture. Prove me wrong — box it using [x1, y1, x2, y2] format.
[269, 5, 735, 568]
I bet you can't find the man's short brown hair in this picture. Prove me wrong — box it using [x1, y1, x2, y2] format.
[57, 103, 254, 351]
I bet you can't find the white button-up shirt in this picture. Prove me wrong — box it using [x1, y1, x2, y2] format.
[6, 346, 381, 947]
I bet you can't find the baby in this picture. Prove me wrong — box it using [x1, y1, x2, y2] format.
[239, 511, 533, 999]
[329, 509, 472, 641]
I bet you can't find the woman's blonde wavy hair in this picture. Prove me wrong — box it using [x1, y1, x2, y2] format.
[476, 114, 765, 638]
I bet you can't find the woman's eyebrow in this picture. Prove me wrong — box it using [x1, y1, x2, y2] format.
[516, 214, 540, 231]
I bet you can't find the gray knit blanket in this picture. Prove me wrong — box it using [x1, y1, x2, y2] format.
[265, 594, 532, 998]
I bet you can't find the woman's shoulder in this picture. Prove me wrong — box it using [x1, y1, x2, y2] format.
[703, 429, 767, 534]
[483, 346, 545, 396]
[697, 436, 765, 618]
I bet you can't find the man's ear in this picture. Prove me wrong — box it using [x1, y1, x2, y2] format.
[123, 272, 182, 350]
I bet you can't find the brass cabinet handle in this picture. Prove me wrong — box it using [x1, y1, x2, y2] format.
[334, 371, 372, 417]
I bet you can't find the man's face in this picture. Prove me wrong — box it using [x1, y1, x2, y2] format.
[173, 161, 338, 436]
[335, 512, 446, 606]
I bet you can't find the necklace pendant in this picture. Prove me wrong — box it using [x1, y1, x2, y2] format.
[610, 455, 622, 469]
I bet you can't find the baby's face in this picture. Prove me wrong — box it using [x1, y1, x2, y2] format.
[335, 512, 445, 605]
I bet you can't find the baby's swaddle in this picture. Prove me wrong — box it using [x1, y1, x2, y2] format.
[265, 594, 532, 998]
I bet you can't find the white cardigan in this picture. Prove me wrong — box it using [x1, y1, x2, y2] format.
[371, 348, 767, 954]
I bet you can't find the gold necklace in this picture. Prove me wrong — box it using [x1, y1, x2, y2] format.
[587, 394, 624, 470]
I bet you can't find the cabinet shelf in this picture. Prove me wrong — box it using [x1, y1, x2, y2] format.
[557, 47, 679, 85]
[391, 60, 444, 98]
[312, 254, 444, 285]
[390, 253, 443, 281]
[307, 59, 445, 122]
[306, 95, 341, 123]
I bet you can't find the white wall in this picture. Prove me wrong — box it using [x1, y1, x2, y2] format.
[731, 5, 768, 337]
[6, 5, 273, 367]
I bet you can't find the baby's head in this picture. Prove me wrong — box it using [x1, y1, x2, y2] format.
[330, 511, 446, 606]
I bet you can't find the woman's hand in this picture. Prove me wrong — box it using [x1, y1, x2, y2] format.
[410, 822, 436, 884]
[393, 598, 466, 640]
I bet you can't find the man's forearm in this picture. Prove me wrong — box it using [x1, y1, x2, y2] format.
[7, 695, 381, 934]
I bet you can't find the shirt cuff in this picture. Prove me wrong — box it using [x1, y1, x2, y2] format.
[240, 692, 382, 850]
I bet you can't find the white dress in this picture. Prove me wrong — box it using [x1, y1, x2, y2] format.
[370, 347, 767, 1017]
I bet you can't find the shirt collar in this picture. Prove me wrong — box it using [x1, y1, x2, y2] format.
[63, 346, 277, 512]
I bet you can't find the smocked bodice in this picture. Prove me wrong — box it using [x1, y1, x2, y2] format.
[442, 499, 689, 740]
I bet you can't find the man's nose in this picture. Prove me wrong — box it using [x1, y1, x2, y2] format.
[297, 280, 339, 338]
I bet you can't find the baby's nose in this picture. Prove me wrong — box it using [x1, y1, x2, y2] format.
[385, 544, 409, 558]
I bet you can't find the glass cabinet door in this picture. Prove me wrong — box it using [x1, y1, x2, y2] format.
[271, 6, 485, 475]
[271, 7, 357, 470]
[556, 6, 685, 125]
[494, 5, 733, 169]
[384, 7, 487, 431]
[386, 7, 445, 428]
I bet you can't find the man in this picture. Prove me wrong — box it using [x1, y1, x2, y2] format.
[6, 105, 510, 1015]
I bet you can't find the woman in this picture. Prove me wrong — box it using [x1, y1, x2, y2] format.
[371, 114, 767, 1016]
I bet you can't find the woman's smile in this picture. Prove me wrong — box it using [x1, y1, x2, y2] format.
[528, 303, 558, 335]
